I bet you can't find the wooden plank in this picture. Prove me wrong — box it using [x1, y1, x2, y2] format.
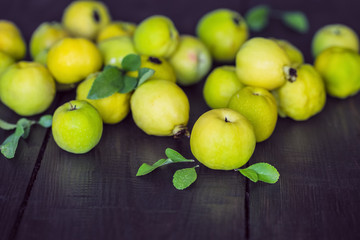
[17, 84, 247, 239]
[246, 0, 360, 239]
[0, 102, 53, 239]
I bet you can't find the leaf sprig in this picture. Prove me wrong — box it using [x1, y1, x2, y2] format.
[136, 148, 280, 190]
[0, 115, 52, 159]
[87, 54, 155, 100]
[245, 5, 309, 33]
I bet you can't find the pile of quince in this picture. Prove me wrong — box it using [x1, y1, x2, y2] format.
[1, 1, 359, 172]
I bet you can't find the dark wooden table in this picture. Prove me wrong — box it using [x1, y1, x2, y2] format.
[1, 0, 360, 239]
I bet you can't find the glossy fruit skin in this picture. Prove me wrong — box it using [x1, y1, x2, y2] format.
[168, 35, 212, 86]
[62, 0, 111, 40]
[273, 64, 326, 121]
[130, 79, 189, 136]
[127, 55, 176, 83]
[196, 8, 248, 62]
[76, 73, 131, 124]
[203, 66, 244, 109]
[98, 36, 136, 68]
[30, 22, 70, 60]
[96, 21, 136, 43]
[312, 24, 359, 57]
[133, 15, 179, 58]
[0, 51, 15, 76]
[52, 100, 103, 154]
[273, 39, 304, 66]
[190, 108, 256, 170]
[236, 37, 291, 90]
[47, 37, 103, 84]
[0, 61, 56, 116]
[0, 20, 26, 60]
[228, 86, 277, 142]
[314, 47, 360, 98]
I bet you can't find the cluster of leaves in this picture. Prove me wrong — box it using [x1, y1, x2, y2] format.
[87, 54, 154, 100]
[137, 148, 280, 190]
[0, 115, 52, 159]
[245, 5, 309, 33]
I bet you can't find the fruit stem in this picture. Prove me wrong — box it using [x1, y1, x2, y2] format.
[69, 102, 77, 111]
[173, 125, 190, 138]
[283, 66, 297, 83]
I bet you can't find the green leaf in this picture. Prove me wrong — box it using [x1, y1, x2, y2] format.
[173, 167, 198, 190]
[37, 115, 52, 128]
[118, 75, 138, 93]
[87, 66, 123, 99]
[121, 54, 141, 72]
[16, 118, 33, 139]
[0, 119, 17, 130]
[245, 5, 270, 32]
[165, 148, 194, 163]
[238, 168, 259, 182]
[136, 158, 173, 176]
[137, 67, 155, 87]
[238, 162, 280, 184]
[136, 148, 194, 176]
[0, 123, 25, 159]
[281, 11, 309, 33]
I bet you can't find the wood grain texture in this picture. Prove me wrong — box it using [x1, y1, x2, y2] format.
[1, 0, 360, 239]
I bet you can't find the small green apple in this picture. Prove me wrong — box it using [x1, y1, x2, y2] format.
[314, 47, 360, 98]
[196, 8, 248, 62]
[62, 0, 111, 40]
[203, 66, 244, 109]
[96, 21, 136, 42]
[30, 22, 70, 61]
[273, 38, 304, 66]
[98, 36, 137, 68]
[133, 15, 179, 58]
[190, 108, 256, 170]
[0, 51, 15, 76]
[272, 64, 326, 121]
[0, 20, 26, 60]
[168, 35, 212, 86]
[236, 37, 293, 90]
[130, 79, 189, 136]
[0, 61, 56, 116]
[312, 24, 359, 57]
[52, 100, 103, 154]
[228, 86, 277, 142]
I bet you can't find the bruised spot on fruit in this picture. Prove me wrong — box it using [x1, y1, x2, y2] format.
[148, 56, 162, 64]
[252, 92, 260, 96]
[93, 9, 101, 23]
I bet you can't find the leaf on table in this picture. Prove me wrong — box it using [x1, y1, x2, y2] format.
[137, 67, 155, 87]
[0, 119, 17, 130]
[136, 158, 173, 176]
[239, 168, 259, 182]
[173, 167, 198, 190]
[16, 118, 33, 139]
[0, 123, 25, 159]
[238, 162, 280, 184]
[121, 54, 141, 72]
[245, 5, 270, 32]
[165, 148, 194, 163]
[281, 11, 309, 33]
[37, 115, 52, 128]
[87, 65, 123, 99]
